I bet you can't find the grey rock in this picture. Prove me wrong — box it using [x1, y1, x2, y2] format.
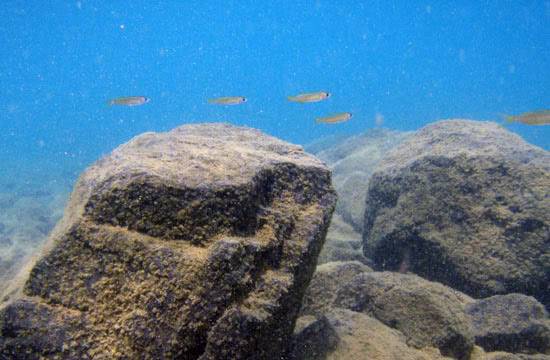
[301, 260, 372, 316]
[363, 120, 550, 308]
[466, 293, 550, 354]
[317, 214, 371, 265]
[286, 315, 339, 360]
[334, 271, 474, 359]
[0, 123, 336, 360]
[323, 308, 451, 360]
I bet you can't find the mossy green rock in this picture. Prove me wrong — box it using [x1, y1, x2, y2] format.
[0, 123, 336, 359]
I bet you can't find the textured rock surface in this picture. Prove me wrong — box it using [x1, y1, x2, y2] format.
[323, 308, 451, 360]
[334, 271, 474, 359]
[286, 315, 339, 360]
[300, 260, 372, 316]
[363, 120, 550, 307]
[0, 123, 336, 359]
[316, 214, 369, 265]
[466, 293, 550, 354]
[309, 128, 411, 233]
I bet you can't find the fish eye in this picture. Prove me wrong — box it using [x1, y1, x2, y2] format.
[326, 92, 331, 97]
[242, 97, 247, 102]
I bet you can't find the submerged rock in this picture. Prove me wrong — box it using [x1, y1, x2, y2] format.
[286, 315, 339, 360]
[316, 214, 369, 265]
[300, 260, 372, 316]
[363, 120, 550, 308]
[310, 128, 411, 233]
[323, 308, 451, 360]
[466, 293, 550, 355]
[334, 271, 474, 359]
[0, 123, 336, 359]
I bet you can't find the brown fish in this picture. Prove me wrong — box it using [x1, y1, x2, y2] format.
[208, 96, 247, 105]
[108, 96, 150, 106]
[505, 110, 550, 125]
[315, 112, 352, 124]
[287, 91, 330, 103]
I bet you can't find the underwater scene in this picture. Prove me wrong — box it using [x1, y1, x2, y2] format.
[0, 2, 549, 359]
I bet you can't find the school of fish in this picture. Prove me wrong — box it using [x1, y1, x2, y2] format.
[107, 94, 547, 127]
[108, 90, 353, 125]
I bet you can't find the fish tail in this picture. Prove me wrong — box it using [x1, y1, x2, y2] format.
[287, 96, 297, 102]
[315, 118, 323, 124]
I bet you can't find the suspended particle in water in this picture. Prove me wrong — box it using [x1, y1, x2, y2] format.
[375, 112, 384, 127]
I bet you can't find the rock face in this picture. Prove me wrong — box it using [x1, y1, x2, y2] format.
[363, 120, 550, 307]
[466, 294, 550, 354]
[334, 271, 474, 359]
[322, 309, 451, 360]
[300, 260, 372, 316]
[0, 123, 336, 359]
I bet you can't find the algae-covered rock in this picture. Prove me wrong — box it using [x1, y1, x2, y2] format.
[316, 214, 370, 265]
[300, 260, 372, 316]
[323, 308, 452, 360]
[0, 123, 336, 359]
[466, 293, 550, 355]
[363, 120, 550, 308]
[286, 315, 339, 360]
[334, 271, 474, 359]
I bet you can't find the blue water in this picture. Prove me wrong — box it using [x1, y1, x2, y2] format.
[1, 2, 549, 182]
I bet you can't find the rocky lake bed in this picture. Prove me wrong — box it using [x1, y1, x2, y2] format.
[1, 120, 549, 359]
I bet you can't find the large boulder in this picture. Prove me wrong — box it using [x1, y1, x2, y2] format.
[363, 120, 550, 307]
[466, 293, 550, 354]
[334, 271, 474, 359]
[323, 309, 451, 360]
[0, 123, 336, 359]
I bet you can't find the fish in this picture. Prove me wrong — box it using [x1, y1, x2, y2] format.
[287, 91, 330, 103]
[108, 96, 150, 106]
[315, 112, 352, 124]
[208, 96, 247, 105]
[505, 110, 550, 125]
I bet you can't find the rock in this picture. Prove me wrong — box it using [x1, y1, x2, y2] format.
[323, 308, 451, 360]
[484, 352, 550, 360]
[310, 128, 411, 233]
[286, 315, 339, 360]
[0, 123, 336, 359]
[301, 260, 372, 316]
[363, 120, 550, 308]
[466, 293, 550, 354]
[317, 214, 370, 265]
[334, 271, 474, 359]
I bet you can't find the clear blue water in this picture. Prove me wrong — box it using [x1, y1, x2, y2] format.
[1, 2, 549, 182]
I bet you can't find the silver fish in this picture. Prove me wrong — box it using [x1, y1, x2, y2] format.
[108, 96, 150, 106]
[287, 91, 330, 103]
[505, 110, 550, 125]
[208, 96, 247, 105]
[315, 112, 352, 124]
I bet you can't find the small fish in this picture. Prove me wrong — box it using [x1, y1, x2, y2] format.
[108, 96, 150, 106]
[208, 96, 247, 105]
[505, 110, 550, 125]
[315, 112, 352, 124]
[287, 91, 330, 103]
